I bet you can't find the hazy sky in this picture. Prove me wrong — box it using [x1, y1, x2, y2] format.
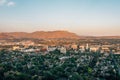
[0, 0, 120, 36]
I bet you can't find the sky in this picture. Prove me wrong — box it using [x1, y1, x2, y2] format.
[0, 0, 120, 36]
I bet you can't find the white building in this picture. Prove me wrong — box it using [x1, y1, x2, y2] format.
[79, 45, 85, 53]
[90, 47, 98, 52]
[114, 51, 120, 54]
[86, 43, 89, 50]
[47, 46, 57, 52]
[60, 47, 66, 54]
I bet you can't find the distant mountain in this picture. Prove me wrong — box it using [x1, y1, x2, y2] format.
[78, 36, 120, 39]
[0, 31, 120, 40]
[0, 31, 80, 39]
[95, 36, 120, 39]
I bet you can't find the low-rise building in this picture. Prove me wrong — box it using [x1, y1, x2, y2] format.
[60, 47, 66, 54]
[71, 44, 78, 50]
[13, 46, 20, 50]
[90, 47, 98, 52]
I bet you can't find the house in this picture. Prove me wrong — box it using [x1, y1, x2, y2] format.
[60, 47, 66, 54]
[71, 44, 78, 50]
[13, 46, 20, 50]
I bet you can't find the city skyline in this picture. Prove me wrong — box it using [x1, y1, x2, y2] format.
[0, 0, 120, 36]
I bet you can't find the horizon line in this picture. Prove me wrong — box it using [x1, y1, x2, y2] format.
[0, 30, 120, 37]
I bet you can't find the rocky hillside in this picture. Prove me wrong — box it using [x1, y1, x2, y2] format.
[0, 31, 80, 39]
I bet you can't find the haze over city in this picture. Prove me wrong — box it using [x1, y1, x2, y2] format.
[0, 0, 120, 36]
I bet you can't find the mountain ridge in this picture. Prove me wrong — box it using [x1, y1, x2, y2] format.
[0, 30, 120, 39]
[0, 30, 79, 39]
